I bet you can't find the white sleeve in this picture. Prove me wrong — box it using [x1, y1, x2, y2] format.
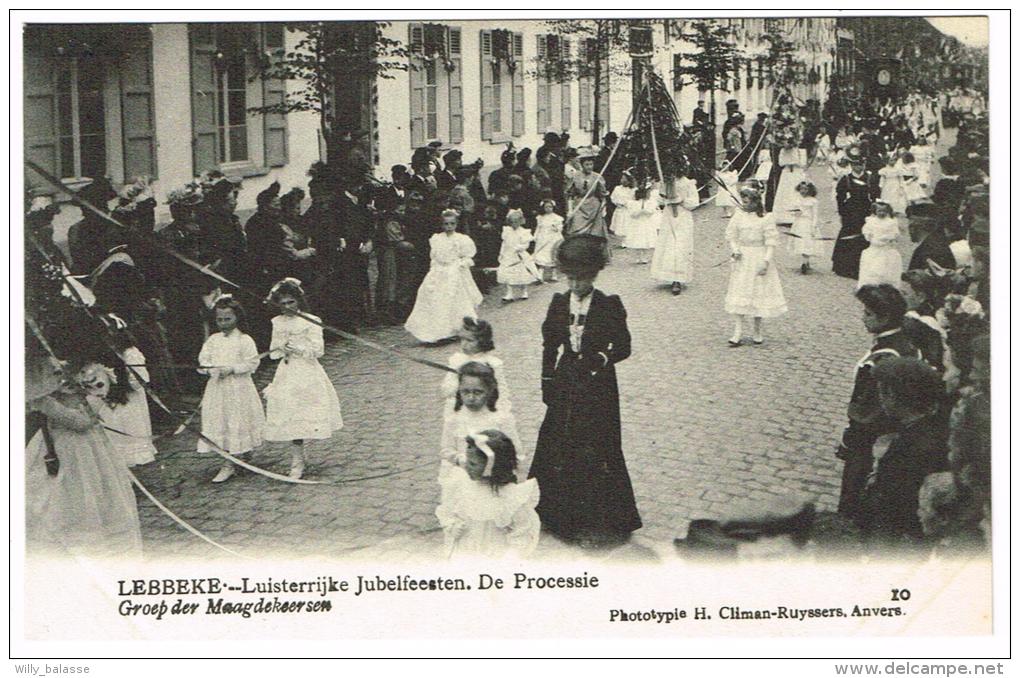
[506, 483, 541, 556]
[233, 335, 262, 375]
[198, 336, 218, 376]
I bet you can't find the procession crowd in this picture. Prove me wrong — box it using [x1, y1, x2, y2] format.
[23, 78, 991, 561]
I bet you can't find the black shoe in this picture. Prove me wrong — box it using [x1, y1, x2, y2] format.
[671, 282, 682, 295]
[800, 263, 810, 275]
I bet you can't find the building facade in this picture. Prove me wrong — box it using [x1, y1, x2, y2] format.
[25, 18, 842, 236]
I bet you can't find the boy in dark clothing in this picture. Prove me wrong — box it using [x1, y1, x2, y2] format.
[837, 285, 921, 519]
[860, 357, 948, 545]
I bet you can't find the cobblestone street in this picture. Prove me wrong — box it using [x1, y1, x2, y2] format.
[134, 156, 929, 562]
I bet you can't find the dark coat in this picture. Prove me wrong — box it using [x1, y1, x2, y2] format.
[487, 166, 515, 197]
[67, 218, 111, 275]
[860, 414, 948, 541]
[334, 192, 374, 327]
[435, 169, 457, 192]
[738, 121, 766, 180]
[245, 208, 291, 286]
[909, 231, 956, 271]
[837, 328, 921, 517]
[196, 204, 249, 284]
[858, 132, 887, 173]
[529, 289, 642, 539]
[832, 172, 882, 279]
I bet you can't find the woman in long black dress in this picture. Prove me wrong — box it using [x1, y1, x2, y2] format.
[528, 235, 642, 546]
[832, 146, 882, 279]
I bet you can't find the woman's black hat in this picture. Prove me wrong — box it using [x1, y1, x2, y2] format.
[555, 234, 607, 276]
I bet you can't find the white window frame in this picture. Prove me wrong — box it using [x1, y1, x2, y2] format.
[54, 58, 108, 182]
[215, 48, 250, 167]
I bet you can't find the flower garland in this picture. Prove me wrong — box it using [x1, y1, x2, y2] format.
[491, 29, 516, 74]
[422, 23, 455, 73]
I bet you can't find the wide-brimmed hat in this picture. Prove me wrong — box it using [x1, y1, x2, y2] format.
[166, 186, 203, 207]
[78, 176, 117, 207]
[576, 146, 600, 161]
[412, 146, 433, 163]
[205, 177, 240, 201]
[555, 234, 607, 276]
[845, 145, 865, 163]
[256, 181, 281, 208]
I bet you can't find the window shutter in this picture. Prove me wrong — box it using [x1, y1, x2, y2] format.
[447, 27, 463, 144]
[120, 39, 157, 181]
[511, 32, 525, 137]
[559, 38, 571, 130]
[560, 81, 571, 131]
[579, 76, 590, 131]
[408, 23, 426, 147]
[536, 35, 548, 132]
[262, 24, 288, 167]
[479, 29, 493, 141]
[24, 56, 58, 190]
[598, 60, 610, 133]
[189, 24, 219, 173]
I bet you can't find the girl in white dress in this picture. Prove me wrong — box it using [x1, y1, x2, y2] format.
[899, 152, 927, 205]
[878, 154, 908, 215]
[197, 295, 265, 484]
[788, 181, 822, 275]
[857, 201, 903, 290]
[405, 209, 483, 342]
[609, 171, 636, 241]
[25, 353, 142, 559]
[651, 174, 700, 294]
[772, 146, 807, 224]
[497, 208, 541, 302]
[441, 317, 511, 416]
[81, 322, 157, 467]
[754, 148, 773, 183]
[716, 164, 741, 217]
[436, 429, 540, 559]
[263, 278, 343, 479]
[624, 182, 660, 263]
[910, 137, 935, 191]
[532, 199, 564, 282]
[725, 186, 788, 346]
[753, 148, 774, 205]
[440, 361, 522, 469]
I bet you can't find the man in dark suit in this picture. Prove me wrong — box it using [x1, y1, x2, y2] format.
[334, 171, 375, 331]
[436, 150, 461, 192]
[744, 113, 769, 178]
[595, 132, 621, 223]
[486, 147, 517, 198]
[372, 165, 410, 210]
[908, 214, 956, 271]
[692, 100, 710, 128]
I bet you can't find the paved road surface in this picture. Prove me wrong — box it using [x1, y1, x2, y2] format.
[134, 143, 942, 562]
